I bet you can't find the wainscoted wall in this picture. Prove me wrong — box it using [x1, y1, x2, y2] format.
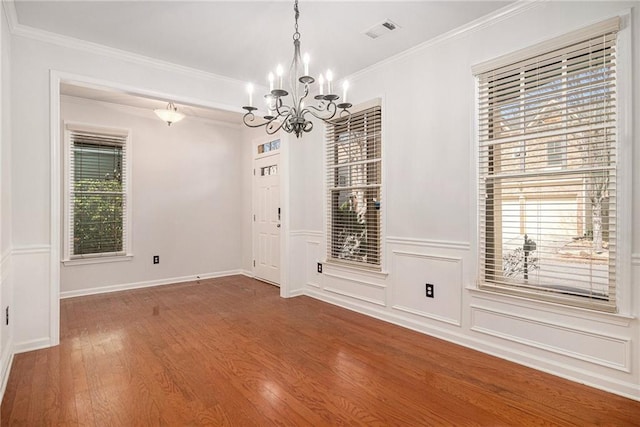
[390, 238, 469, 327]
[11, 246, 52, 353]
[0, 250, 13, 397]
[290, 231, 639, 400]
[288, 1, 639, 401]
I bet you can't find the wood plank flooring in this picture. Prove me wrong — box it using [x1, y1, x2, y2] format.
[2, 275, 639, 425]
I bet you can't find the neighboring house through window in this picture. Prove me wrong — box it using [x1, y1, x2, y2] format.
[474, 18, 619, 311]
[64, 123, 131, 262]
[326, 100, 382, 269]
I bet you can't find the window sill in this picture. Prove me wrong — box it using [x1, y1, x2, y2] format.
[62, 254, 133, 266]
[467, 285, 635, 326]
[324, 259, 389, 279]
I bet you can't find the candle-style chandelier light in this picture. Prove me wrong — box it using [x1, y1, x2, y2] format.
[242, 0, 351, 138]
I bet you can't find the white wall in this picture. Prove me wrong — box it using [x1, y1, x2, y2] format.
[60, 96, 244, 295]
[9, 31, 251, 351]
[3, 0, 638, 402]
[0, 1, 14, 396]
[291, 1, 640, 400]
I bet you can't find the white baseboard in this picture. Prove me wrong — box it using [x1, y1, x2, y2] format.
[13, 337, 52, 354]
[0, 337, 14, 401]
[60, 269, 245, 299]
[238, 269, 254, 278]
[287, 289, 305, 298]
[303, 288, 640, 402]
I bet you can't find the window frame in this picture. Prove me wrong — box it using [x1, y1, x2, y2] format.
[325, 99, 384, 271]
[63, 122, 133, 265]
[472, 17, 627, 313]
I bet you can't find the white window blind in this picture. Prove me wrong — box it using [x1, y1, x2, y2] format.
[475, 19, 619, 312]
[67, 127, 129, 259]
[326, 103, 382, 268]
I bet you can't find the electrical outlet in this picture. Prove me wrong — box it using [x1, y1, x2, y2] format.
[153, 255, 160, 264]
[317, 263, 323, 273]
[425, 283, 434, 298]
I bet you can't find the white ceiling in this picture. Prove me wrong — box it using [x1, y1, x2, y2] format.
[18, 1, 513, 122]
[14, 0, 512, 84]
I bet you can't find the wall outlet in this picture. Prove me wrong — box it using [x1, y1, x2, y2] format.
[317, 262, 323, 273]
[425, 283, 434, 298]
[153, 255, 160, 264]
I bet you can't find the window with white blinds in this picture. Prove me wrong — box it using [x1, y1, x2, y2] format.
[475, 18, 619, 312]
[326, 102, 382, 268]
[65, 125, 130, 260]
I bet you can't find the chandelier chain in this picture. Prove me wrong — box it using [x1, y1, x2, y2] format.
[293, 0, 300, 40]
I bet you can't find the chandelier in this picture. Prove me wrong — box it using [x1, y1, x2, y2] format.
[242, 0, 351, 138]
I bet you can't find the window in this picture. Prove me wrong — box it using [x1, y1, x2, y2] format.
[64, 124, 130, 261]
[326, 101, 382, 269]
[474, 18, 619, 311]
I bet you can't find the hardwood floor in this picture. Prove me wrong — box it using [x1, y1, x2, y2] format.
[2, 275, 639, 426]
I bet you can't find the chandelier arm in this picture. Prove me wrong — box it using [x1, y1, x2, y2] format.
[303, 120, 314, 133]
[274, 97, 291, 116]
[303, 102, 338, 121]
[264, 112, 293, 135]
[243, 112, 280, 129]
[301, 83, 310, 101]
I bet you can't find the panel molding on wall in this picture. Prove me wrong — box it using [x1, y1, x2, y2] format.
[11, 245, 51, 255]
[323, 272, 387, 307]
[470, 305, 631, 372]
[387, 236, 471, 251]
[11, 248, 53, 352]
[305, 240, 321, 288]
[0, 249, 12, 399]
[391, 250, 463, 326]
[468, 289, 634, 328]
[290, 230, 322, 238]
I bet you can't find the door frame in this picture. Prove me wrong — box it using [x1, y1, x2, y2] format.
[251, 133, 292, 298]
[49, 70, 252, 346]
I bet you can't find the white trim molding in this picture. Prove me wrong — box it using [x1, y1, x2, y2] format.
[323, 271, 387, 307]
[60, 269, 246, 299]
[0, 340, 14, 401]
[470, 305, 632, 373]
[3, 0, 244, 87]
[347, 0, 544, 84]
[13, 338, 52, 355]
[11, 245, 51, 256]
[289, 230, 323, 238]
[469, 288, 635, 327]
[387, 236, 471, 251]
[391, 250, 464, 327]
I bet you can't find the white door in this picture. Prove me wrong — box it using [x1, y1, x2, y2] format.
[253, 145, 281, 285]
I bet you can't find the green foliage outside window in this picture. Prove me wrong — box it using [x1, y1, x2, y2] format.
[73, 178, 123, 255]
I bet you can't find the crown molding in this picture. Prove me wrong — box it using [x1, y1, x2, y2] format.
[2, 1, 19, 33]
[2, 0, 244, 86]
[347, 0, 545, 83]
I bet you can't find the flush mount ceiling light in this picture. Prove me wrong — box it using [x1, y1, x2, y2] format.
[154, 102, 185, 126]
[242, 0, 351, 138]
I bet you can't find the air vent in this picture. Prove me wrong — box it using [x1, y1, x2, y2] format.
[365, 19, 400, 39]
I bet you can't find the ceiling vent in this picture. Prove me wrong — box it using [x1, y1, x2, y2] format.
[364, 19, 400, 39]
